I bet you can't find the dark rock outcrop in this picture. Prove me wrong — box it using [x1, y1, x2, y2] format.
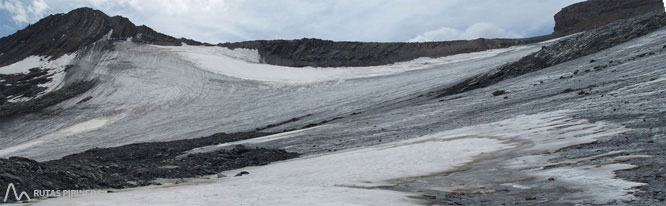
[0, 80, 96, 119]
[0, 132, 298, 202]
[220, 38, 531, 67]
[0, 68, 52, 105]
[553, 0, 665, 35]
[0, 7, 203, 67]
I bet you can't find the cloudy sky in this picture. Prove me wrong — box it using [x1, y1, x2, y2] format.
[0, 0, 587, 43]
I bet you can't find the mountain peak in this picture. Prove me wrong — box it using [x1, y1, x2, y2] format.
[67, 7, 104, 15]
[0, 7, 202, 67]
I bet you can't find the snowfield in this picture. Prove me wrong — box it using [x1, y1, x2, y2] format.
[158, 44, 534, 84]
[34, 139, 508, 206]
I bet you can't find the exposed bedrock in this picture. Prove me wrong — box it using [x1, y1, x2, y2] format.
[219, 38, 530, 67]
[554, 0, 665, 36]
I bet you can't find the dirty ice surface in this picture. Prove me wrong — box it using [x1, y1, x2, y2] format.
[0, 113, 127, 157]
[36, 111, 640, 205]
[0, 39, 542, 161]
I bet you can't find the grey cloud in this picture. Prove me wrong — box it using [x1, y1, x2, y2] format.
[0, 0, 49, 24]
[1, 0, 585, 43]
[408, 23, 521, 42]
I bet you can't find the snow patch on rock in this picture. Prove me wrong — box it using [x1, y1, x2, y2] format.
[0, 53, 77, 102]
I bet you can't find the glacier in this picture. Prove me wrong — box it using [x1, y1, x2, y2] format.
[0, 25, 663, 205]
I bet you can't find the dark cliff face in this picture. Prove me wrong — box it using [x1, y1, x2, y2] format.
[220, 38, 531, 68]
[554, 0, 665, 35]
[0, 7, 202, 67]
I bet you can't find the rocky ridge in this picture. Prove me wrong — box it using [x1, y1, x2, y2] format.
[554, 0, 665, 35]
[220, 0, 665, 67]
[220, 38, 530, 67]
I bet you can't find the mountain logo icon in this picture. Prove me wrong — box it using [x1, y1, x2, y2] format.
[3, 183, 31, 202]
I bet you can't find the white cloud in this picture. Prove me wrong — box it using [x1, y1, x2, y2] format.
[1, 0, 585, 43]
[408, 23, 521, 42]
[0, 0, 49, 24]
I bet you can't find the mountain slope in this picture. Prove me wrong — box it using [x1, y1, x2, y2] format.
[0, 8, 204, 116]
[437, 11, 666, 97]
[1, 1, 666, 205]
[0, 7, 203, 67]
[10, 18, 666, 204]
